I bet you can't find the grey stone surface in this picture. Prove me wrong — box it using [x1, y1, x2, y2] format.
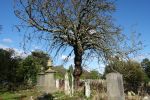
[37, 72, 45, 91]
[44, 72, 56, 93]
[37, 68, 56, 93]
[85, 80, 91, 98]
[64, 72, 71, 95]
[56, 79, 59, 89]
[142, 96, 150, 100]
[106, 73, 125, 100]
[71, 74, 74, 96]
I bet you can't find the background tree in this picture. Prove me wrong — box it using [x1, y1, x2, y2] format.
[19, 55, 41, 86]
[80, 69, 101, 79]
[53, 65, 67, 79]
[90, 70, 101, 79]
[104, 59, 145, 92]
[19, 50, 51, 85]
[141, 58, 150, 81]
[0, 48, 51, 90]
[0, 48, 22, 90]
[14, 0, 141, 87]
[31, 50, 50, 71]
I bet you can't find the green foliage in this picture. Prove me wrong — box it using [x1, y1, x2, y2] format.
[90, 70, 101, 79]
[31, 50, 50, 71]
[104, 59, 145, 92]
[0, 49, 22, 90]
[18, 55, 41, 85]
[141, 58, 150, 80]
[81, 69, 101, 79]
[18, 50, 51, 86]
[53, 65, 67, 79]
[0, 49, 51, 90]
[0, 89, 41, 100]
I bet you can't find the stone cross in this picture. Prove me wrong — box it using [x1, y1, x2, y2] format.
[85, 80, 91, 98]
[64, 72, 71, 95]
[106, 73, 125, 100]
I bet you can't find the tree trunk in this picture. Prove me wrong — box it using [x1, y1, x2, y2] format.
[73, 46, 83, 89]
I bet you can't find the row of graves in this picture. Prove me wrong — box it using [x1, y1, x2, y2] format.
[36, 59, 150, 100]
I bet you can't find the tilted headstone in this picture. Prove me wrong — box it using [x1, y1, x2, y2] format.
[64, 72, 71, 95]
[106, 73, 125, 100]
[85, 80, 91, 98]
[56, 79, 59, 89]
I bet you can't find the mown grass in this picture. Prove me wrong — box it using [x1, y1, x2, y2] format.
[0, 89, 93, 100]
[0, 88, 41, 100]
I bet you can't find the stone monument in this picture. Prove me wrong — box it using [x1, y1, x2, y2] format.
[56, 79, 59, 89]
[106, 73, 125, 100]
[37, 59, 56, 93]
[85, 80, 91, 98]
[37, 72, 45, 91]
[44, 66, 56, 93]
[71, 74, 74, 96]
[64, 72, 71, 95]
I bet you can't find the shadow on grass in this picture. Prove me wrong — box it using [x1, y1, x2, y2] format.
[37, 93, 54, 100]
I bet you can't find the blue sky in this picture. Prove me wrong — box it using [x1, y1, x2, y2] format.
[0, 0, 150, 73]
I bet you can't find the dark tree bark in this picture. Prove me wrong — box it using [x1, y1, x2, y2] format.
[73, 45, 83, 88]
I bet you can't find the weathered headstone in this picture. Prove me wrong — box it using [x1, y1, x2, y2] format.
[56, 79, 59, 89]
[37, 72, 45, 91]
[85, 80, 91, 98]
[64, 72, 71, 95]
[37, 59, 56, 93]
[71, 74, 74, 96]
[106, 73, 125, 100]
[44, 68, 56, 93]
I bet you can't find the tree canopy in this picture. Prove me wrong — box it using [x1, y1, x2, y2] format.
[0, 48, 22, 90]
[104, 59, 145, 92]
[141, 58, 150, 80]
[31, 50, 50, 71]
[0, 48, 51, 91]
[14, 0, 141, 87]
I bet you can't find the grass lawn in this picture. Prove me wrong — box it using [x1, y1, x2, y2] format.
[0, 89, 91, 100]
[0, 89, 41, 100]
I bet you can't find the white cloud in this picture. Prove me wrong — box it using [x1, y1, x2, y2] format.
[13, 48, 30, 58]
[60, 54, 74, 61]
[0, 44, 30, 58]
[2, 38, 12, 43]
[131, 54, 150, 62]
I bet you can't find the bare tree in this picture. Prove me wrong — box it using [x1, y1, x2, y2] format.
[14, 0, 141, 87]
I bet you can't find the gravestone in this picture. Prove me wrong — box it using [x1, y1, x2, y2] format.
[71, 74, 74, 96]
[56, 79, 59, 89]
[64, 72, 71, 95]
[37, 72, 45, 91]
[44, 68, 56, 93]
[37, 59, 56, 93]
[106, 73, 125, 100]
[85, 80, 91, 98]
